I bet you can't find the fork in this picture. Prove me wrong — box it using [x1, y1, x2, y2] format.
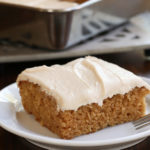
[132, 114, 150, 130]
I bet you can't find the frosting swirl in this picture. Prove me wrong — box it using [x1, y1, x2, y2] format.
[17, 56, 150, 111]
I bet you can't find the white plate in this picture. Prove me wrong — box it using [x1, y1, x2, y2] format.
[0, 78, 150, 150]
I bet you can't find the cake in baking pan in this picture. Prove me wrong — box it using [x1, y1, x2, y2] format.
[17, 56, 150, 139]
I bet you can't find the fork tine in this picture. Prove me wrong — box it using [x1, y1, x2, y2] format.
[133, 114, 150, 126]
[135, 122, 150, 130]
[132, 114, 150, 130]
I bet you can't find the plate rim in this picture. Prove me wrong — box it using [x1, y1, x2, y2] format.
[0, 81, 150, 147]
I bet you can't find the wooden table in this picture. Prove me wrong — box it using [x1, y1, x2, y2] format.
[0, 50, 150, 150]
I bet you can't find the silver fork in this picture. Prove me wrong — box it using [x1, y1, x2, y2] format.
[132, 114, 150, 130]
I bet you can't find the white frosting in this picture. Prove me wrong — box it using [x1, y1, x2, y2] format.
[0, 0, 78, 10]
[17, 56, 150, 111]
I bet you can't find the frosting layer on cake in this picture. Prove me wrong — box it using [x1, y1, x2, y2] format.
[17, 56, 150, 111]
[0, 0, 78, 10]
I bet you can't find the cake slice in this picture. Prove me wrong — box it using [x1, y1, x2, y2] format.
[17, 56, 150, 139]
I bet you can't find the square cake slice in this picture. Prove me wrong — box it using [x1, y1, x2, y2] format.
[17, 56, 150, 139]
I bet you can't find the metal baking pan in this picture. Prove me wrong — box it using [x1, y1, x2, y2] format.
[0, 0, 149, 50]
